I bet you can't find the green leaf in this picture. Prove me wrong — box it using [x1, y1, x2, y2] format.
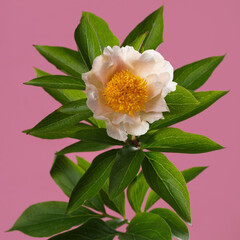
[24, 123, 93, 139]
[25, 109, 92, 138]
[150, 91, 229, 130]
[119, 212, 171, 240]
[140, 127, 223, 154]
[67, 149, 118, 213]
[165, 85, 199, 114]
[182, 166, 208, 182]
[145, 166, 208, 211]
[122, 6, 164, 51]
[8, 202, 102, 237]
[76, 156, 90, 171]
[105, 219, 127, 229]
[71, 128, 125, 146]
[142, 152, 191, 223]
[50, 155, 105, 213]
[174, 55, 225, 90]
[34, 68, 86, 104]
[128, 32, 148, 52]
[34, 45, 88, 77]
[109, 146, 145, 199]
[75, 12, 119, 66]
[50, 155, 84, 197]
[88, 116, 107, 128]
[144, 189, 161, 212]
[48, 218, 117, 240]
[58, 99, 91, 115]
[127, 172, 149, 213]
[84, 194, 106, 214]
[151, 208, 189, 240]
[57, 141, 111, 154]
[25, 75, 85, 90]
[101, 182, 125, 217]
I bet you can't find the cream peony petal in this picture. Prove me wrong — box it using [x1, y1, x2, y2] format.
[124, 120, 149, 136]
[132, 50, 173, 77]
[106, 123, 128, 141]
[146, 73, 170, 100]
[162, 80, 177, 98]
[145, 93, 169, 113]
[140, 111, 164, 124]
[86, 84, 113, 117]
[82, 71, 104, 90]
[89, 55, 116, 87]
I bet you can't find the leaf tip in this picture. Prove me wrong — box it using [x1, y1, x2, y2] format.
[221, 53, 227, 59]
[218, 144, 225, 150]
[33, 44, 41, 51]
[159, 4, 164, 11]
[6, 227, 13, 233]
[55, 151, 62, 156]
[22, 129, 31, 134]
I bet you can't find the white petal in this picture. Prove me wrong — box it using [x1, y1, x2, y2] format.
[86, 84, 113, 117]
[106, 123, 128, 141]
[146, 73, 169, 100]
[162, 80, 177, 98]
[91, 55, 117, 86]
[140, 111, 164, 123]
[145, 94, 169, 113]
[124, 120, 149, 136]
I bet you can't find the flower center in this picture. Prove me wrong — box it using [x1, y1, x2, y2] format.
[103, 70, 148, 116]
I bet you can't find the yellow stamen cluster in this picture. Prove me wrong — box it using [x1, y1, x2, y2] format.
[103, 70, 148, 116]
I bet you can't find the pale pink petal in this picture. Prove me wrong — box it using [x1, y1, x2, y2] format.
[146, 73, 170, 100]
[140, 111, 164, 123]
[145, 94, 169, 113]
[124, 120, 149, 136]
[162, 81, 177, 98]
[86, 84, 113, 117]
[106, 123, 128, 141]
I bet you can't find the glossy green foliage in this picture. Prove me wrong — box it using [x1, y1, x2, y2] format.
[151, 208, 189, 240]
[119, 212, 172, 240]
[67, 149, 118, 213]
[165, 85, 199, 114]
[101, 181, 125, 217]
[49, 219, 118, 240]
[50, 155, 105, 213]
[122, 6, 164, 51]
[34, 45, 88, 77]
[57, 141, 111, 154]
[174, 55, 225, 90]
[150, 91, 228, 129]
[25, 75, 85, 90]
[75, 12, 119, 66]
[142, 152, 191, 223]
[140, 127, 223, 154]
[127, 172, 149, 213]
[145, 166, 208, 211]
[8, 202, 102, 237]
[35, 68, 86, 104]
[109, 146, 145, 199]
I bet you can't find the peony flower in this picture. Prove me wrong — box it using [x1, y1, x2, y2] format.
[82, 46, 177, 141]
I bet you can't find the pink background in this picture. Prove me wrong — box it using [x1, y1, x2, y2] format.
[1, 0, 239, 239]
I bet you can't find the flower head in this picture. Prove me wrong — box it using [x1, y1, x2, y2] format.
[82, 46, 177, 141]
